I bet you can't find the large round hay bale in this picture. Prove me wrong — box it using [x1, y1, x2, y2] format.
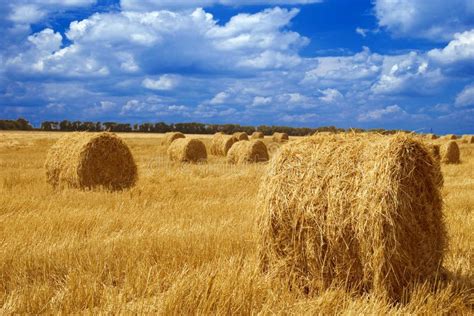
[45, 132, 137, 190]
[251, 131, 265, 139]
[442, 134, 457, 140]
[461, 135, 474, 144]
[167, 138, 207, 163]
[163, 132, 185, 146]
[227, 140, 269, 164]
[272, 132, 289, 143]
[210, 133, 236, 156]
[233, 132, 249, 141]
[258, 133, 445, 301]
[442, 140, 460, 164]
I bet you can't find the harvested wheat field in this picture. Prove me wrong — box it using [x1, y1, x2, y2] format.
[0, 131, 473, 314]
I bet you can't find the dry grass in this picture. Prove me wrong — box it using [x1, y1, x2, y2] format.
[0, 131, 472, 314]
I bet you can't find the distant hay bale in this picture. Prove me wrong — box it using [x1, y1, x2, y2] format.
[442, 141, 460, 164]
[45, 132, 137, 190]
[442, 134, 457, 140]
[227, 140, 269, 164]
[272, 132, 289, 143]
[461, 135, 474, 144]
[233, 132, 249, 141]
[163, 132, 185, 146]
[425, 133, 438, 140]
[167, 138, 207, 163]
[210, 133, 237, 156]
[258, 133, 446, 301]
[251, 131, 265, 139]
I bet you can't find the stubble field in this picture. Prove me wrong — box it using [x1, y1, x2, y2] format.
[0, 131, 472, 314]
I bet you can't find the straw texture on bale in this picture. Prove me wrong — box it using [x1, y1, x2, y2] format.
[442, 141, 460, 164]
[227, 140, 269, 164]
[272, 132, 289, 143]
[45, 132, 137, 190]
[442, 134, 457, 140]
[233, 132, 249, 141]
[251, 131, 265, 139]
[210, 134, 237, 156]
[167, 138, 207, 163]
[461, 135, 474, 144]
[258, 133, 446, 301]
[163, 132, 185, 146]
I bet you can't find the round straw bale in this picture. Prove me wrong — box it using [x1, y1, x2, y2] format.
[227, 140, 269, 164]
[267, 142, 281, 156]
[442, 134, 457, 140]
[45, 132, 137, 190]
[425, 133, 438, 140]
[272, 132, 289, 143]
[251, 131, 265, 139]
[210, 133, 237, 156]
[442, 140, 460, 164]
[163, 132, 185, 146]
[258, 133, 446, 301]
[233, 132, 249, 141]
[167, 138, 207, 163]
[461, 135, 474, 144]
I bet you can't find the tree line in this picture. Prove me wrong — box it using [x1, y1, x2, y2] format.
[0, 118, 406, 136]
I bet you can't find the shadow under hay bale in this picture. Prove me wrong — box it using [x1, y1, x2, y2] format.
[251, 131, 265, 139]
[258, 133, 446, 301]
[45, 132, 137, 190]
[163, 132, 185, 146]
[442, 141, 460, 164]
[272, 132, 289, 143]
[167, 138, 207, 163]
[210, 133, 236, 156]
[227, 140, 269, 164]
[233, 132, 249, 141]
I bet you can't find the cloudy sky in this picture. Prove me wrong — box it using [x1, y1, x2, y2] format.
[1, 0, 473, 133]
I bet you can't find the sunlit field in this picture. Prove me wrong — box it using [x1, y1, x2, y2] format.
[0, 131, 472, 314]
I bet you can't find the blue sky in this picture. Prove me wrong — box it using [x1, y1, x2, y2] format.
[1, 0, 473, 133]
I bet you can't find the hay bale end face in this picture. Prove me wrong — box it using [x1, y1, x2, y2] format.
[258, 133, 446, 301]
[210, 133, 236, 156]
[233, 132, 249, 141]
[167, 138, 207, 163]
[442, 134, 457, 140]
[442, 140, 460, 164]
[461, 135, 474, 144]
[163, 132, 185, 146]
[272, 132, 289, 143]
[45, 132, 137, 190]
[227, 140, 269, 164]
[251, 131, 265, 139]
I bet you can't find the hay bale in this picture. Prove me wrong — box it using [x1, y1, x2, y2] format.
[210, 133, 237, 156]
[163, 132, 185, 146]
[267, 142, 281, 156]
[442, 141, 460, 164]
[167, 138, 207, 163]
[251, 131, 265, 139]
[272, 132, 289, 143]
[461, 135, 474, 144]
[258, 133, 446, 301]
[227, 140, 269, 164]
[442, 134, 457, 140]
[45, 132, 137, 190]
[233, 132, 249, 141]
[425, 133, 438, 140]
